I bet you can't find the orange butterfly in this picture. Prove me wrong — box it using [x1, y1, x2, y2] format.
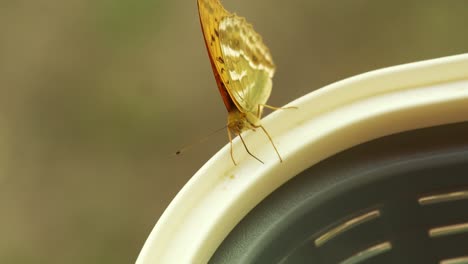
[197, 0, 288, 165]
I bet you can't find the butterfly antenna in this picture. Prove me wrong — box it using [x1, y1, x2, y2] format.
[175, 125, 227, 156]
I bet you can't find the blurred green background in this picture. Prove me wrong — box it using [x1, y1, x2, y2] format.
[1, 0, 467, 263]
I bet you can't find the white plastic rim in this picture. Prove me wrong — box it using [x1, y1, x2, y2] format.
[137, 53, 468, 264]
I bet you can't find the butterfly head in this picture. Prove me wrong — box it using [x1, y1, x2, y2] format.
[227, 109, 259, 134]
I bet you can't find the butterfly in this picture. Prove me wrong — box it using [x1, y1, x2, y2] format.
[197, 0, 288, 165]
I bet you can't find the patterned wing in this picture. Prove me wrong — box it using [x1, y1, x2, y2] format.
[197, 0, 235, 111]
[218, 15, 275, 116]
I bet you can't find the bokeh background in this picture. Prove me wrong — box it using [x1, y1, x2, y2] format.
[1, 0, 467, 263]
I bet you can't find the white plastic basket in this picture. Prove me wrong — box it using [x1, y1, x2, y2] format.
[137, 53, 468, 264]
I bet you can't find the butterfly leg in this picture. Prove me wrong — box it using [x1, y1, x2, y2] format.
[254, 124, 283, 163]
[256, 104, 298, 118]
[238, 133, 264, 164]
[227, 128, 237, 166]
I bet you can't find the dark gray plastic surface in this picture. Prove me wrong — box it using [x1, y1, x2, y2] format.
[210, 122, 468, 264]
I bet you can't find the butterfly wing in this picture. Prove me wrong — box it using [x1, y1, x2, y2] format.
[218, 15, 275, 116]
[197, 0, 235, 112]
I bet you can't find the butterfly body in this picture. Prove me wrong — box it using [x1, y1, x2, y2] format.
[197, 0, 282, 164]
